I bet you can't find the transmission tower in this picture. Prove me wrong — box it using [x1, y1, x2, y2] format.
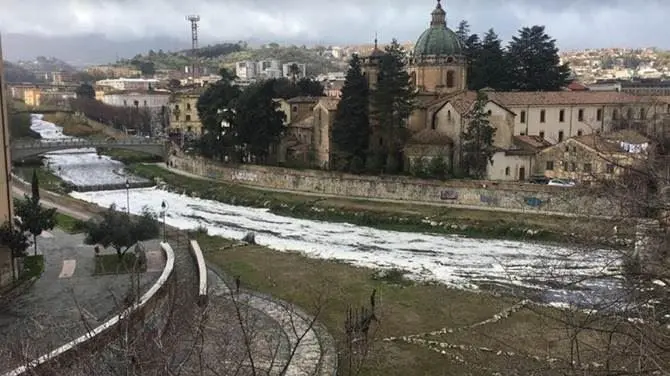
[186, 15, 200, 78]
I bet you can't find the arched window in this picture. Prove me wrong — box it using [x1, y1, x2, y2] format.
[446, 70, 455, 88]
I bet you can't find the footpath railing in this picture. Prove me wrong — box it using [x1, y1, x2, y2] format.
[2, 243, 176, 376]
[12, 138, 164, 149]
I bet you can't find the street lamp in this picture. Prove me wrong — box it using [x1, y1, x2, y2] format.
[125, 179, 130, 215]
[161, 200, 168, 242]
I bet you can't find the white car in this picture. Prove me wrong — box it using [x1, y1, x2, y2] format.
[547, 179, 576, 187]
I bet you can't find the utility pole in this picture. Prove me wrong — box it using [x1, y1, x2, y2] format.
[186, 15, 201, 79]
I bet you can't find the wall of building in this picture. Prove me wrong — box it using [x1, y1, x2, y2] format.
[102, 93, 170, 108]
[168, 95, 202, 134]
[169, 154, 622, 217]
[488, 152, 534, 181]
[0, 46, 15, 289]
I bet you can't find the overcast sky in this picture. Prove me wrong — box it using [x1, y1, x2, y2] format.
[1, 0, 669, 63]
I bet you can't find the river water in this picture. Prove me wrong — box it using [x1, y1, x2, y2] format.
[31, 114, 623, 307]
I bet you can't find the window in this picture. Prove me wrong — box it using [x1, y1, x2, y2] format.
[292, 105, 298, 113]
[446, 70, 455, 88]
[667, 104, 670, 113]
[520, 111, 526, 123]
[572, 146, 577, 152]
[540, 110, 546, 123]
[606, 164, 615, 174]
[578, 109, 584, 121]
[627, 108, 633, 119]
[613, 109, 619, 120]
[583, 163, 592, 173]
[186, 103, 191, 110]
[505, 167, 510, 176]
[569, 162, 576, 172]
[487, 110, 492, 115]
[546, 161, 554, 170]
[562, 161, 568, 170]
[447, 110, 452, 121]
[577, 130, 583, 136]
[596, 109, 603, 121]
[565, 146, 570, 152]
[185, 114, 191, 121]
[558, 131, 564, 142]
[559, 109, 565, 122]
[640, 108, 646, 120]
[539, 131, 545, 139]
[123, 100, 127, 106]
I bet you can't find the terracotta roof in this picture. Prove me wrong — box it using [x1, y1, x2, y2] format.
[514, 135, 552, 152]
[487, 91, 647, 106]
[408, 128, 453, 145]
[287, 96, 320, 103]
[567, 81, 589, 91]
[653, 96, 670, 105]
[316, 97, 340, 111]
[289, 115, 314, 129]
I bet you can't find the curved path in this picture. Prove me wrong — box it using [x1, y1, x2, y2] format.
[7, 182, 333, 376]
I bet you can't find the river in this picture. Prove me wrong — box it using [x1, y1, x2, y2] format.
[30, 114, 623, 307]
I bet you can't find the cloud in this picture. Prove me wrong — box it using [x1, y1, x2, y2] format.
[0, 0, 668, 50]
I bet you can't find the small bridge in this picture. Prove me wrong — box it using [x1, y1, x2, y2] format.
[11, 138, 167, 162]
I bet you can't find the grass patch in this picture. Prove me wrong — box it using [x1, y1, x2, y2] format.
[94, 253, 146, 275]
[14, 167, 72, 194]
[199, 233, 628, 376]
[42, 113, 100, 138]
[21, 255, 44, 280]
[55, 213, 87, 233]
[98, 148, 163, 164]
[130, 163, 632, 245]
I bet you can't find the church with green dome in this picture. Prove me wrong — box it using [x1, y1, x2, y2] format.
[409, 0, 467, 95]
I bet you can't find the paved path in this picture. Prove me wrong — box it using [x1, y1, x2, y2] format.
[5, 183, 333, 376]
[0, 226, 164, 373]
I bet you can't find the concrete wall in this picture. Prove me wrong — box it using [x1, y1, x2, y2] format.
[169, 154, 623, 217]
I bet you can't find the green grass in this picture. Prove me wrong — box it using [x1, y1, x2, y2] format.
[94, 253, 146, 275]
[55, 213, 87, 234]
[14, 167, 72, 194]
[97, 148, 163, 164]
[21, 255, 44, 280]
[199, 233, 629, 376]
[130, 163, 632, 245]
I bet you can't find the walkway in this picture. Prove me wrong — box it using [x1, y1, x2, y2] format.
[5, 183, 332, 376]
[0, 227, 164, 373]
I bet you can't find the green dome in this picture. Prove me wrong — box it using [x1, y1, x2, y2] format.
[414, 1, 462, 57]
[414, 26, 462, 57]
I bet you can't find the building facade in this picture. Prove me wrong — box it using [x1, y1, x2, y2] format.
[0, 38, 15, 288]
[168, 89, 204, 135]
[95, 78, 159, 92]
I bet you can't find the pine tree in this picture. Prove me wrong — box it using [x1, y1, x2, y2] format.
[461, 91, 496, 179]
[196, 68, 241, 161]
[332, 54, 370, 171]
[506, 25, 571, 91]
[455, 20, 470, 46]
[464, 34, 482, 90]
[475, 29, 508, 90]
[16, 172, 57, 256]
[370, 39, 415, 173]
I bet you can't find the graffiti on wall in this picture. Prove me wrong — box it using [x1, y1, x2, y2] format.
[479, 195, 499, 205]
[440, 189, 458, 200]
[232, 171, 258, 182]
[524, 197, 545, 207]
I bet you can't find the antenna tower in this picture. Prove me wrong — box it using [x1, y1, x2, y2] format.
[186, 15, 200, 78]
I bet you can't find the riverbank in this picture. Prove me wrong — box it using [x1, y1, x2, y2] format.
[130, 163, 632, 246]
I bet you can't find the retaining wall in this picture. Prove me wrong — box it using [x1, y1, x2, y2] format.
[169, 155, 623, 217]
[188, 240, 208, 306]
[2, 242, 176, 376]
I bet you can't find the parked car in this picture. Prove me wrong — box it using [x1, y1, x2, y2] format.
[547, 179, 576, 187]
[528, 175, 551, 185]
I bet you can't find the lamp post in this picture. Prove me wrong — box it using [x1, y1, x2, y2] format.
[161, 200, 168, 242]
[125, 179, 130, 215]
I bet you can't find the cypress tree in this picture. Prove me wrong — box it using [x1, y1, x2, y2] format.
[31, 169, 39, 203]
[331, 54, 370, 172]
[461, 91, 496, 179]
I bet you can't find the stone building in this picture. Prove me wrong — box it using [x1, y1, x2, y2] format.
[168, 88, 205, 136]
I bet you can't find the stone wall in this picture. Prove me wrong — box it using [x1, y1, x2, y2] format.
[169, 154, 623, 217]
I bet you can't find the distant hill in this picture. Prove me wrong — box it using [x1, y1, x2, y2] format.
[2, 60, 42, 83]
[119, 42, 344, 76]
[15, 56, 76, 73]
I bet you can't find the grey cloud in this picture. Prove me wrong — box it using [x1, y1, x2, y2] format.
[1, 0, 668, 63]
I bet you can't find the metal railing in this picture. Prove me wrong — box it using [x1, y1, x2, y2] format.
[11, 138, 165, 149]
